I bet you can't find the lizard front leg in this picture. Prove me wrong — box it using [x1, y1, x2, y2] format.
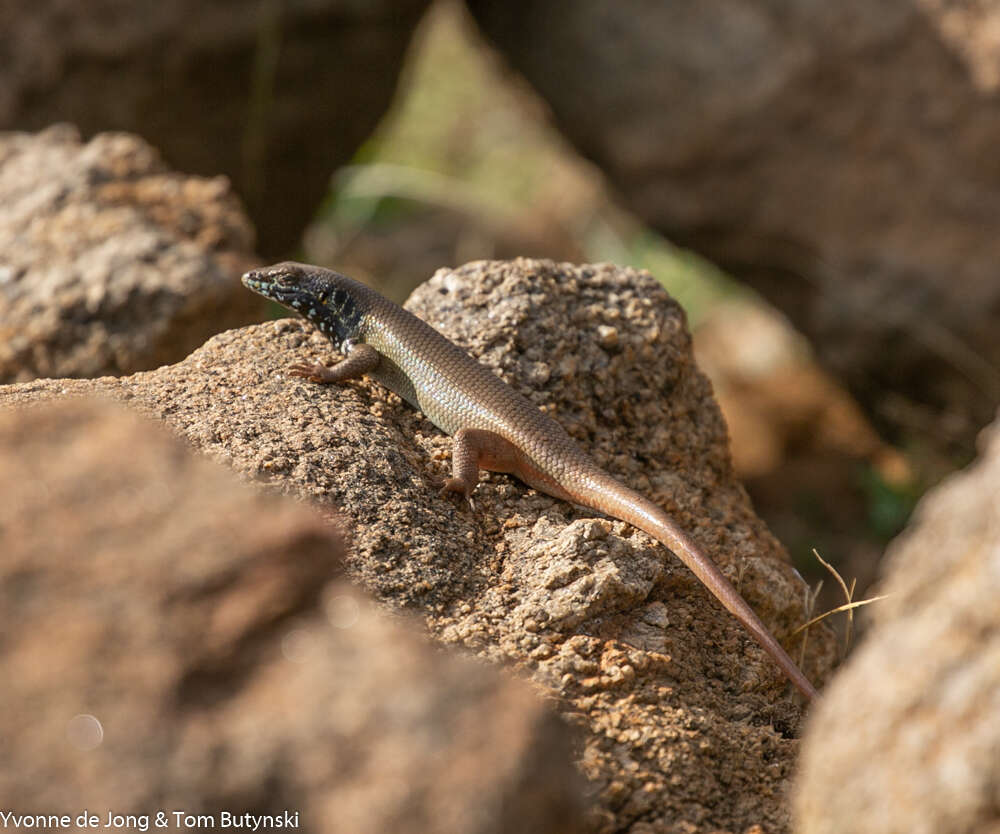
[288, 342, 380, 384]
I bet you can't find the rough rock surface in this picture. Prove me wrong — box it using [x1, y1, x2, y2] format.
[0, 0, 431, 256]
[0, 259, 837, 833]
[795, 415, 1000, 834]
[466, 0, 1000, 457]
[0, 125, 261, 383]
[0, 398, 585, 834]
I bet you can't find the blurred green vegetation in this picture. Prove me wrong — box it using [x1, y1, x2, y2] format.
[857, 463, 922, 542]
[308, 0, 739, 323]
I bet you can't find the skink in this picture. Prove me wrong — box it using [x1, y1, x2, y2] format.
[242, 262, 818, 701]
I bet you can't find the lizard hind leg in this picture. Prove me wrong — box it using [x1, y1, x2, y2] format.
[438, 427, 526, 503]
[439, 427, 573, 505]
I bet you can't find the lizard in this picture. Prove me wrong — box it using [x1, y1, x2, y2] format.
[242, 261, 818, 701]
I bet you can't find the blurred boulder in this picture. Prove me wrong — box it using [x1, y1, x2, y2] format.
[0, 125, 260, 382]
[467, 0, 1000, 459]
[694, 300, 912, 610]
[0, 397, 586, 834]
[0, 0, 431, 256]
[796, 415, 1000, 834]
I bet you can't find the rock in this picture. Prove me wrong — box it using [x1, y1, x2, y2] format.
[0, 397, 585, 834]
[0, 125, 261, 383]
[693, 300, 889, 481]
[0, 0, 432, 256]
[465, 0, 1000, 457]
[795, 416, 1000, 834]
[0, 259, 837, 833]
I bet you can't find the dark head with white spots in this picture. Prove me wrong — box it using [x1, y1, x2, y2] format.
[242, 261, 368, 349]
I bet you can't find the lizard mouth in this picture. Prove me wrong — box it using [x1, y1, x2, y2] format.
[241, 268, 303, 306]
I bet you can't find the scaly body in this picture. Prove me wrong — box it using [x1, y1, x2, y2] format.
[243, 262, 818, 701]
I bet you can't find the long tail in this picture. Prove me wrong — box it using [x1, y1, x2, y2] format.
[579, 479, 818, 701]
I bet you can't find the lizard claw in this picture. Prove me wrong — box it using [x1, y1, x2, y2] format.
[287, 362, 328, 383]
[438, 477, 475, 511]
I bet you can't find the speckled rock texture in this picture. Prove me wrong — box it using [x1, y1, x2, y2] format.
[0, 125, 262, 383]
[0, 259, 837, 834]
[466, 0, 1000, 459]
[0, 0, 431, 256]
[795, 415, 1000, 834]
[0, 398, 586, 834]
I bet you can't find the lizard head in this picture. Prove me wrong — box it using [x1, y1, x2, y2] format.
[242, 261, 365, 348]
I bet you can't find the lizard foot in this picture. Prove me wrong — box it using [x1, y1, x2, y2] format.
[437, 477, 475, 511]
[287, 362, 333, 383]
